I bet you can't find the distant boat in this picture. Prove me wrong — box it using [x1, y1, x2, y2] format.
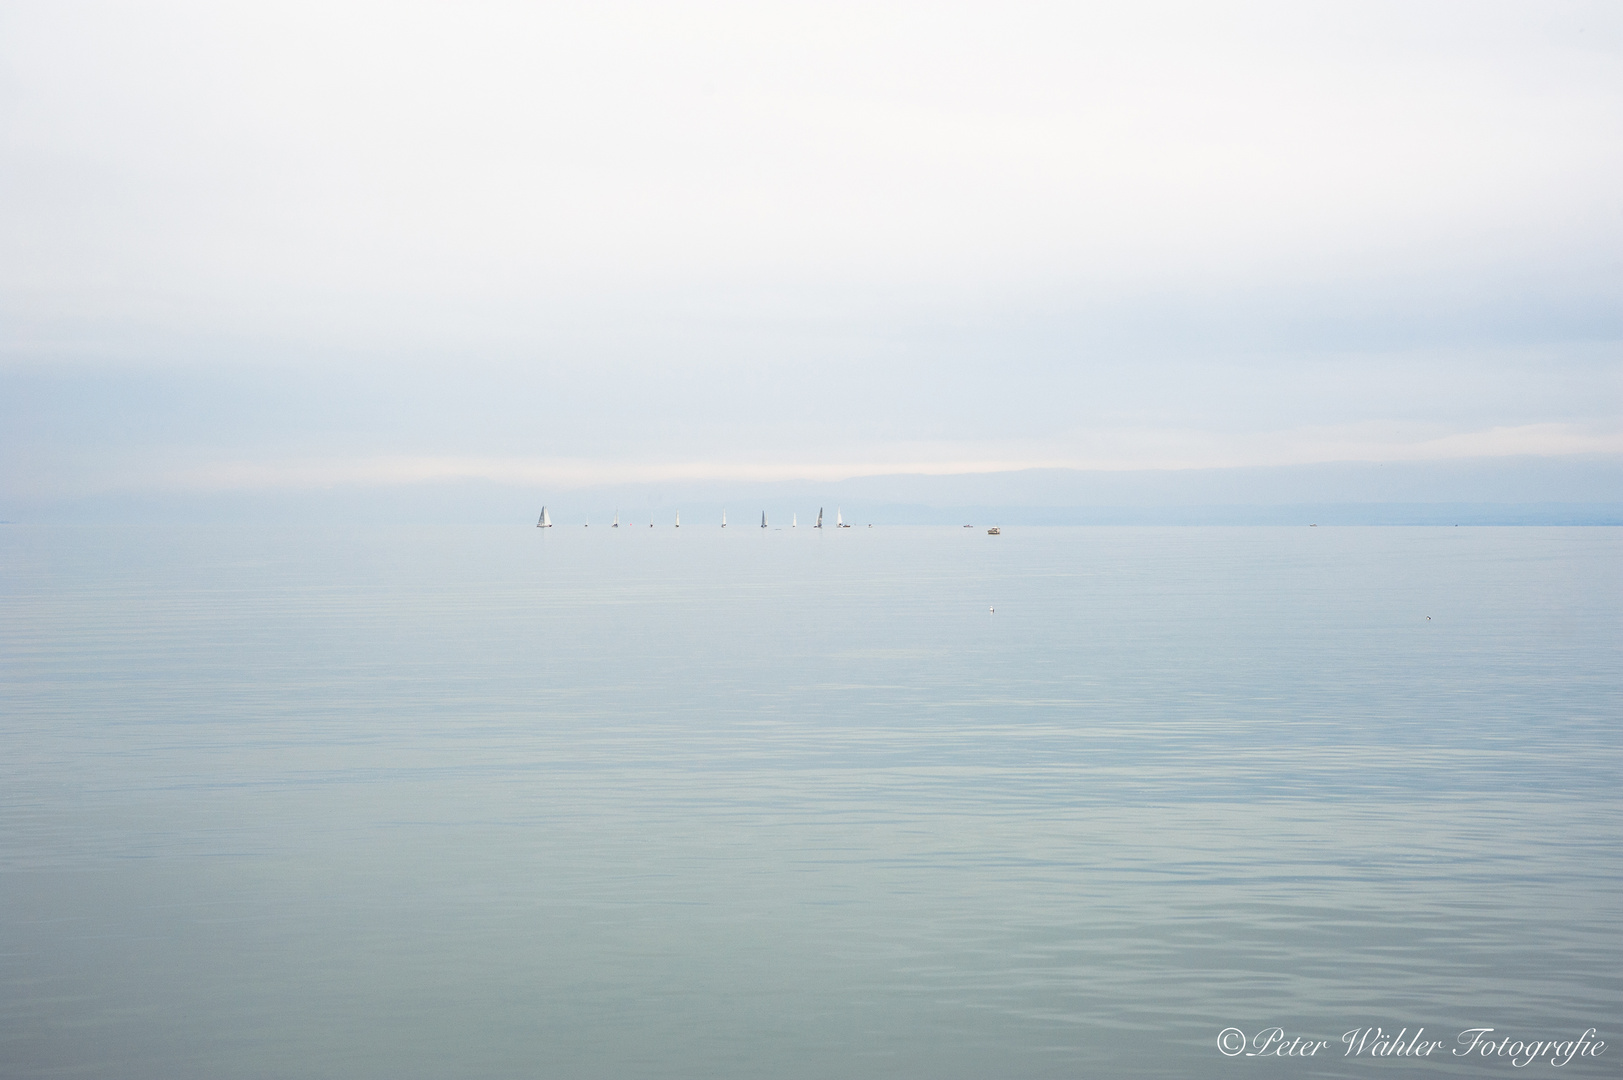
[792, 513, 797, 528]
[815, 508, 824, 529]
[612, 511, 619, 528]
[675, 511, 680, 528]
[536, 506, 552, 528]
[760, 511, 768, 529]
[987, 527, 1001, 535]
[721, 510, 727, 528]
[837, 508, 849, 528]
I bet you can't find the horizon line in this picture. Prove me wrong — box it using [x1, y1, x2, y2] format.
[152, 429, 1623, 493]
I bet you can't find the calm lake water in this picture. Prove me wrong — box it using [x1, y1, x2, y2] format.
[2, 525, 1619, 1078]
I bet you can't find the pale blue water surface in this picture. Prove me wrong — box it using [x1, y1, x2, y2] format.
[2, 525, 1620, 1078]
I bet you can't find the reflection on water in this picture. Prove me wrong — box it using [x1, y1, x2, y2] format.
[2, 525, 1619, 1078]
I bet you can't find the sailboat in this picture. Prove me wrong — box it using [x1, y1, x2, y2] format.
[760, 511, 768, 529]
[815, 508, 823, 529]
[837, 508, 847, 528]
[612, 512, 619, 528]
[536, 506, 551, 528]
[675, 511, 680, 528]
[721, 510, 727, 528]
[792, 513, 797, 528]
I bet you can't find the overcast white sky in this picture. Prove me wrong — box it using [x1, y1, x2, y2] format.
[2, 0, 1620, 499]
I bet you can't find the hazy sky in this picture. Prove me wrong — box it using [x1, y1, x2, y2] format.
[3, 0, 1620, 501]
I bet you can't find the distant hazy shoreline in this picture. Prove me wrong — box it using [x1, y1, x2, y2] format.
[7, 457, 1620, 526]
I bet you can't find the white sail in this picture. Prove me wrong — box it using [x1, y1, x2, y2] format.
[721, 510, 727, 527]
[537, 506, 552, 528]
[612, 511, 619, 528]
[792, 513, 797, 527]
[836, 508, 843, 527]
[760, 511, 767, 528]
[675, 511, 680, 527]
[815, 507, 823, 528]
